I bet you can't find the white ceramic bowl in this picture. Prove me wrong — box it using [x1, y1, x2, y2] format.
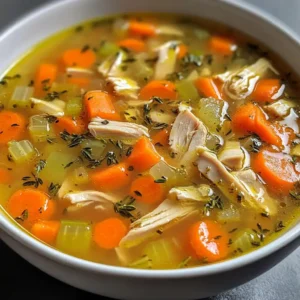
[0, 1, 299, 299]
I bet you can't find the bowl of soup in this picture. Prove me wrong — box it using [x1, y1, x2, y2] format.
[0, 0, 299, 299]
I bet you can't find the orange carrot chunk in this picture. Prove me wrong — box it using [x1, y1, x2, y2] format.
[128, 20, 156, 37]
[94, 218, 128, 249]
[140, 80, 177, 100]
[91, 162, 131, 192]
[55, 116, 86, 135]
[195, 77, 221, 99]
[118, 38, 146, 52]
[7, 189, 56, 228]
[31, 220, 60, 245]
[127, 136, 161, 172]
[231, 103, 281, 146]
[252, 79, 283, 103]
[152, 127, 170, 147]
[0, 111, 26, 144]
[130, 175, 165, 204]
[177, 44, 188, 59]
[84, 90, 121, 121]
[252, 148, 299, 195]
[35, 64, 57, 96]
[62, 48, 96, 68]
[209, 36, 235, 55]
[0, 167, 12, 184]
[189, 220, 229, 262]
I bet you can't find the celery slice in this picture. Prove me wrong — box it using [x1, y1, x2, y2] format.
[142, 238, 181, 269]
[8, 140, 37, 164]
[176, 80, 199, 101]
[31, 98, 65, 117]
[73, 167, 89, 184]
[217, 205, 240, 223]
[129, 255, 152, 269]
[29, 115, 56, 143]
[9, 86, 34, 108]
[65, 97, 83, 117]
[98, 41, 119, 57]
[56, 220, 92, 257]
[231, 229, 261, 253]
[81, 139, 106, 160]
[40, 151, 77, 183]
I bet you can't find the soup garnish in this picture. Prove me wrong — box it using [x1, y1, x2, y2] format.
[0, 14, 299, 269]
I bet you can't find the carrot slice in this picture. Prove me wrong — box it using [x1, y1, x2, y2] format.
[177, 44, 188, 59]
[0, 111, 26, 144]
[252, 79, 283, 103]
[62, 48, 96, 68]
[130, 175, 165, 204]
[252, 148, 299, 195]
[128, 20, 156, 37]
[118, 38, 146, 52]
[140, 80, 177, 100]
[208, 36, 235, 55]
[152, 127, 170, 147]
[0, 167, 12, 184]
[7, 189, 56, 228]
[127, 136, 161, 172]
[94, 218, 128, 249]
[31, 220, 60, 245]
[231, 103, 281, 146]
[189, 220, 229, 262]
[35, 64, 57, 96]
[84, 90, 121, 121]
[55, 116, 86, 135]
[195, 77, 221, 99]
[91, 162, 131, 192]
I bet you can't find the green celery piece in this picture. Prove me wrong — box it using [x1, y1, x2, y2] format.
[81, 139, 106, 160]
[40, 151, 77, 183]
[65, 96, 83, 117]
[56, 220, 92, 257]
[129, 255, 152, 269]
[176, 80, 199, 101]
[9, 86, 34, 108]
[231, 229, 261, 253]
[142, 238, 181, 269]
[8, 140, 36, 164]
[73, 167, 89, 184]
[98, 41, 119, 57]
[29, 115, 56, 143]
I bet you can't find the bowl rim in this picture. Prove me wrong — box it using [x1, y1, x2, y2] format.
[0, 0, 300, 279]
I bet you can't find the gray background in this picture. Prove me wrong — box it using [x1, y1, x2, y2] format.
[0, 0, 299, 299]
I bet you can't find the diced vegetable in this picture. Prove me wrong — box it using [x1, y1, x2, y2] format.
[127, 136, 161, 172]
[98, 41, 119, 57]
[31, 220, 60, 245]
[209, 36, 236, 55]
[98, 50, 127, 77]
[8, 140, 37, 163]
[231, 103, 281, 146]
[56, 220, 92, 257]
[0, 111, 26, 144]
[128, 20, 156, 37]
[55, 116, 86, 135]
[107, 76, 139, 99]
[129, 255, 152, 269]
[157, 25, 183, 36]
[176, 80, 199, 101]
[195, 97, 228, 133]
[140, 80, 177, 100]
[218, 141, 244, 170]
[7, 189, 55, 228]
[149, 160, 178, 185]
[84, 90, 120, 121]
[113, 18, 129, 37]
[40, 151, 78, 184]
[35, 64, 57, 96]
[291, 144, 300, 157]
[177, 44, 188, 59]
[130, 175, 165, 204]
[264, 99, 296, 117]
[252, 79, 284, 103]
[195, 77, 221, 99]
[31, 98, 65, 117]
[118, 38, 146, 52]
[149, 109, 175, 124]
[217, 205, 240, 223]
[81, 139, 106, 160]
[169, 184, 213, 202]
[65, 96, 83, 117]
[72, 167, 89, 184]
[29, 115, 56, 143]
[154, 42, 177, 80]
[62, 48, 96, 68]
[91, 162, 132, 192]
[151, 127, 170, 147]
[9, 86, 34, 108]
[186, 70, 199, 81]
[231, 229, 261, 253]
[142, 238, 181, 269]
[252, 148, 299, 195]
[94, 218, 128, 249]
[189, 220, 229, 262]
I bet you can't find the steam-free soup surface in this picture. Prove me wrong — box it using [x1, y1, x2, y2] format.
[0, 14, 299, 269]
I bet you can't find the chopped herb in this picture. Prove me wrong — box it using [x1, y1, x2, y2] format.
[237, 191, 244, 203]
[178, 256, 192, 268]
[48, 182, 61, 197]
[290, 190, 300, 200]
[228, 238, 233, 245]
[75, 25, 84, 32]
[224, 113, 232, 121]
[204, 194, 223, 215]
[154, 176, 167, 183]
[151, 96, 163, 104]
[151, 122, 169, 130]
[81, 44, 90, 53]
[126, 146, 133, 157]
[44, 115, 58, 123]
[28, 80, 34, 87]
[228, 228, 237, 233]
[156, 229, 163, 235]
[275, 221, 285, 232]
[15, 209, 29, 222]
[81, 147, 93, 161]
[101, 120, 109, 125]
[128, 166, 134, 171]
[123, 58, 136, 63]
[11, 123, 19, 127]
[261, 211, 270, 218]
[46, 138, 56, 144]
[181, 54, 202, 68]
[134, 190, 142, 197]
[214, 235, 222, 240]
[44, 90, 67, 101]
[35, 159, 46, 174]
[166, 72, 184, 81]
[114, 196, 136, 219]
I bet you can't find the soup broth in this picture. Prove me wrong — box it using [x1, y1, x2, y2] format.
[0, 14, 299, 269]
